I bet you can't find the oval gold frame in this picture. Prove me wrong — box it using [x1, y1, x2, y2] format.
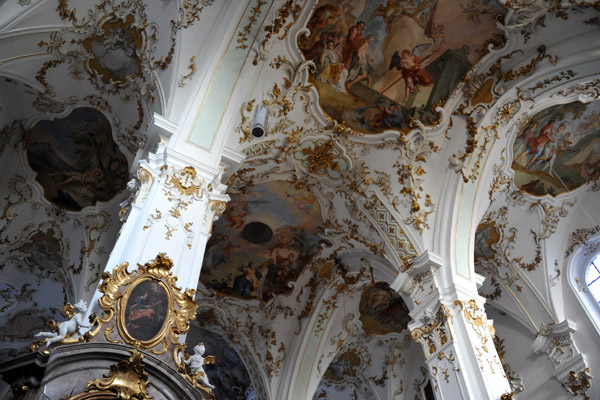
[117, 276, 174, 349]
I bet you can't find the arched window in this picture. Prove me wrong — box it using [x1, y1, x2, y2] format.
[569, 238, 600, 336]
[585, 253, 600, 304]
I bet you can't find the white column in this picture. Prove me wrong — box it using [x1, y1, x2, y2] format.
[400, 251, 513, 400]
[88, 117, 230, 317]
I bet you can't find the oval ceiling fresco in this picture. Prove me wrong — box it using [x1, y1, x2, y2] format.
[298, 0, 506, 134]
[26, 107, 129, 211]
[200, 180, 324, 301]
[511, 99, 600, 197]
[359, 281, 411, 335]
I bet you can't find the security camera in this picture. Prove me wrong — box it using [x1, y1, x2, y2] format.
[251, 104, 268, 138]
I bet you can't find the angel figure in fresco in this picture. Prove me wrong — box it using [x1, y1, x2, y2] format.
[387, 45, 437, 103]
[334, 3, 355, 36]
[225, 204, 248, 229]
[373, 103, 405, 130]
[185, 343, 216, 390]
[233, 262, 256, 298]
[49, 168, 105, 189]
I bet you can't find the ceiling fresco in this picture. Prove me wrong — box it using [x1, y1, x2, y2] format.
[0, 0, 599, 398]
[200, 180, 324, 301]
[511, 99, 600, 197]
[359, 281, 411, 335]
[82, 15, 145, 85]
[312, 349, 374, 400]
[26, 107, 129, 211]
[298, 0, 505, 133]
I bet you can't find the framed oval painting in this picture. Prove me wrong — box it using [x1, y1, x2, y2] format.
[119, 278, 172, 346]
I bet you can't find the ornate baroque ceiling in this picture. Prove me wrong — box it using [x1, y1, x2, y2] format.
[0, 0, 600, 399]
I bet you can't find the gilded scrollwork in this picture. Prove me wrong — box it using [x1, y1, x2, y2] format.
[488, 149, 513, 202]
[237, 0, 268, 50]
[553, 78, 600, 99]
[532, 320, 592, 399]
[1, 175, 33, 222]
[142, 165, 223, 247]
[456, 299, 504, 375]
[68, 349, 152, 400]
[562, 368, 592, 400]
[564, 226, 600, 258]
[252, 0, 303, 65]
[503, 0, 600, 32]
[177, 56, 196, 88]
[529, 199, 573, 242]
[410, 305, 451, 359]
[517, 70, 577, 102]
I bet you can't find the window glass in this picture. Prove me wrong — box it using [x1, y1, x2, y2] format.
[585, 254, 600, 303]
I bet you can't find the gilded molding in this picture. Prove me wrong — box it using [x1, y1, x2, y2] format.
[237, 0, 268, 50]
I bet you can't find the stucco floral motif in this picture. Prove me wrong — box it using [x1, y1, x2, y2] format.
[293, 138, 350, 180]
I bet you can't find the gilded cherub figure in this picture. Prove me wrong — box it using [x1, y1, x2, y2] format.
[35, 300, 90, 348]
[185, 343, 216, 390]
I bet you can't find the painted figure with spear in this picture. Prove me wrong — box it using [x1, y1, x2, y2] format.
[385, 44, 439, 103]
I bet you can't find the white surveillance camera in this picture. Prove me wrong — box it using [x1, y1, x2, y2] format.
[251, 104, 268, 138]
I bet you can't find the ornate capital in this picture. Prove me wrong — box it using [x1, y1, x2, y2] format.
[409, 303, 452, 360]
[398, 250, 442, 309]
[531, 320, 591, 398]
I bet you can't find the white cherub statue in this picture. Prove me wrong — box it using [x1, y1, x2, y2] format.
[35, 300, 90, 348]
[185, 343, 216, 390]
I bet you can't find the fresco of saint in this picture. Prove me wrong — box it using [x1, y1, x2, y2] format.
[511, 100, 600, 197]
[299, 0, 505, 134]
